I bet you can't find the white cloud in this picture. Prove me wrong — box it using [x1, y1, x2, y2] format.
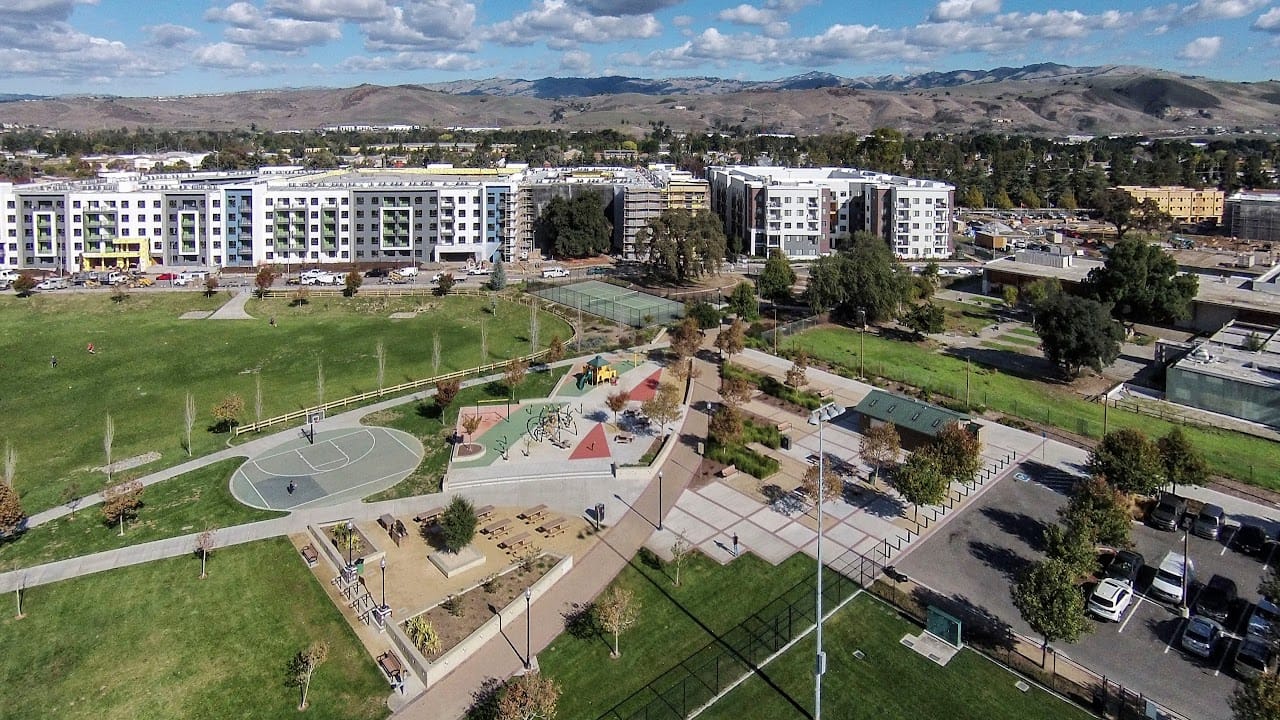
[560, 49, 592, 73]
[225, 19, 341, 51]
[204, 2, 261, 27]
[1179, 0, 1267, 22]
[337, 51, 484, 72]
[265, 0, 390, 22]
[7, 0, 90, 22]
[576, 0, 681, 15]
[192, 42, 268, 73]
[672, 14, 694, 27]
[0, 20, 169, 81]
[361, 0, 477, 50]
[486, 0, 662, 47]
[718, 4, 774, 25]
[929, 0, 1000, 23]
[1177, 35, 1222, 61]
[144, 23, 200, 48]
[1254, 7, 1280, 31]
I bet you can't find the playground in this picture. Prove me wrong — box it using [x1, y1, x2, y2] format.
[532, 280, 684, 327]
[230, 426, 424, 510]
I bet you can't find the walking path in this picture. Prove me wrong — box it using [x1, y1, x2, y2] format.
[207, 288, 255, 320]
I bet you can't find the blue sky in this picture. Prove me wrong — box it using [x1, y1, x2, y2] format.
[3, 0, 1279, 96]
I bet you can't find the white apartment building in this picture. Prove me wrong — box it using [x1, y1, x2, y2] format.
[707, 166, 954, 259]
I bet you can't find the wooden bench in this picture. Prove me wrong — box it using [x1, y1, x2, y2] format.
[520, 504, 550, 523]
[377, 651, 404, 683]
[615, 433, 635, 444]
[414, 506, 444, 524]
[537, 517, 568, 537]
[775, 421, 792, 433]
[299, 544, 319, 568]
[718, 464, 738, 479]
[475, 504, 495, 522]
[499, 531, 533, 552]
[818, 387, 834, 399]
[482, 518, 513, 538]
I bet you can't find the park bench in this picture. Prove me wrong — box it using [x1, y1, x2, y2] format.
[537, 517, 568, 537]
[378, 513, 396, 532]
[482, 518, 513, 538]
[377, 651, 404, 684]
[475, 505, 495, 522]
[818, 387, 834, 399]
[499, 531, 532, 552]
[299, 544, 319, 568]
[775, 421, 792, 433]
[718, 464, 738, 479]
[614, 433, 635, 444]
[520, 504, 549, 523]
[414, 506, 444, 524]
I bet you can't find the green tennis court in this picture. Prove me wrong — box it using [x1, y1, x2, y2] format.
[533, 280, 684, 327]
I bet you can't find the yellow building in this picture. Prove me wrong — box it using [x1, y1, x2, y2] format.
[1116, 186, 1224, 225]
[664, 176, 710, 213]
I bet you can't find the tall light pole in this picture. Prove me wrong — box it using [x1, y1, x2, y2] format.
[808, 401, 845, 720]
[380, 557, 387, 610]
[524, 587, 533, 670]
[857, 308, 866, 380]
[345, 520, 354, 567]
[657, 470, 665, 531]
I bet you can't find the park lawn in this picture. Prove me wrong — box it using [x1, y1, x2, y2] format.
[1009, 327, 1040, 338]
[998, 333, 1042, 347]
[937, 299, 1000, 335]
[980, 341, 1026, 354]
[538, 552, 819, 720]
[0, 458, 282, 572]
[362, 367, 567, 500]
[0, 538, 388, 720]
[793, 326, 1280, 489]
[0, 291, 570, 514]
[701, 594, 1092, 720]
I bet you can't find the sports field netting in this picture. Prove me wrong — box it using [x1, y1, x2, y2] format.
[533, 280, 684, 327]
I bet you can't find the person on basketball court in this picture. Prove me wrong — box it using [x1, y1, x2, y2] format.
[287, 480, 297, 495]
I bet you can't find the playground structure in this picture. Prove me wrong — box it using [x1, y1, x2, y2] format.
[526, 403, 579, 446]
[577, 355, 619, 390]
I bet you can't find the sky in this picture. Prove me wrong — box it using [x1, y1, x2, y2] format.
[2, 0, 1279, 96]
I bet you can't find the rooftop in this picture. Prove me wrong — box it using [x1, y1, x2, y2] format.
[854, 389, 970, 438]
[1171, 322, 1280, 387]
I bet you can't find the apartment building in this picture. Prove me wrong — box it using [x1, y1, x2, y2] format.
[1116, 185, 1224, 225]
[707, 166, 954, 259]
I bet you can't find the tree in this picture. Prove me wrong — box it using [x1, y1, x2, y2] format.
[932, 421, 982, 485]
[101, 479, 143, 534]
[0, 473, 25, 538]
[1032, 293, 1123, 379]
[1157, 427, 1209, 493]
[668, 316, 703, 360]
[546, 334, 565, 363]
[286, 640, 330, 711]
[727, 282, 759, 320]
[893, 448, 948, 523]
[1134, 198, 1173, 233]
[1060, 476, 1132, 549]
[11, 272, 35, 296]
[758, 248, 797, 303]
[1097, 189, 1137, 239]
[435, 272, 455, 295]
[903, 302, 945, 338]
[1022, 277, 1061, 312]
[203, 275, 220, 297]
[1011, 559, 1092, 667]
[538, 193, 612, 258]
[785, 350, 808, 388]
[1231, 673, 1280, 720]
[1090, 428, 1163, 496]
[497, 671, 561, 720]
[432, 331, 442, 374]
[211, 393, 244, 432]
[1043, 521, 1097, 579]
[344, 269, 363, 297]
[376, 339, 386, 391]
[461, 413, 482, 447]
[670, 536, 692, 587]
[505, 358, 528, 398]
[1001, 285, 1019, 309]
[435, 378, 461, 413]
[195, 528, 216, 579]
[637, 208, 727, 283]
[183, 392, 197, 457]
[597, 586, 640, 658]
[1083, 236, 1198, 322]
[708, 405, 744, 444]
[861, 423, 901, 486]
[489, 255, 507, 291]
[1259, 566, 1280, 604]
[641, 382, 683, 436]
[605, 390, 630, 426]
[802, 462, 841, 503]
[718, 376, 751, 408]
[254, 265, 276, 298]
[802, 233, 908, 323]
[686, 300, 720, 329]
[103, 413, 115, 481]
[440, 495, 478, 553]
[714, 318, 745, 361]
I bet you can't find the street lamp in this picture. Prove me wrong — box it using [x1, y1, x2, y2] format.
[658, 470, 665, 531]
[808, 401, 845, 720]
[380, 557, 387, 610]
[857, 308, 867, 380]
[524, 587, 533, 670]
[345, 520, 354, 567]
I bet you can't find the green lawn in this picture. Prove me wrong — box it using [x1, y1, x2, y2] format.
[0, 292, 570, 514]
[0, 539, 388, 720]
[793, 326, 1280, 489]
[537, 552, 820, 720]
[998, 333, 1042, 347]
[937, 299, 1001, 335]
[361, 367, 567, 500]
[0, 458, 282, 572]
[702, 594, 1092, 720]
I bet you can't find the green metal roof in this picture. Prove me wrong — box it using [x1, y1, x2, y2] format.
[586, 355, 609, 368]
[854, 389, 969, 438]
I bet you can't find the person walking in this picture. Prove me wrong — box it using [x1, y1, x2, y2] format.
[732, 533, 739, 557]
[50, 355, 57, 368]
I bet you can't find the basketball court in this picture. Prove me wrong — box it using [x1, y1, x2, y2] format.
[230, 426, 423, 511]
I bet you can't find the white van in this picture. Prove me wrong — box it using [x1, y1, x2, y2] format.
[396, 266, 419, 277]
[1149, 551, 1193, 605]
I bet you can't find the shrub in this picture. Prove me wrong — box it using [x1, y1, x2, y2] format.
[707, 441, 779, 479]
[439, 496, 478, 552]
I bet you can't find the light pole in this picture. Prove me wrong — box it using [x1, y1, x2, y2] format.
[658, 470, 664, 531]
[524, 587, 533, 670]
[857, 308, 866, 380]
[345, 520, 354, 567]
[808, 401, 845, 720]
[380, 557, 387, 610]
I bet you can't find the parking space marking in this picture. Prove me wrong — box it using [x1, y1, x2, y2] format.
[1118, 595, 1146, 634]
[1165, 587, 1201, 654]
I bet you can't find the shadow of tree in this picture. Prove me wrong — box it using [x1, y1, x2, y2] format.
[909, 585, 1018, 653]
[968, 540, 1031, 581]
[979, 506, 1050, 553]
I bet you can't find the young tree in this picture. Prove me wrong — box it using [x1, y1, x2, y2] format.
[1231, 673, 1280, 720]
[860, 423, 901, 486]
[641, 382, 682, 436]
[343, 269, 363, 297]
[529, 303, 540, 351]
[253, 265, 276, 298]
[670, 535, 692, 587]
[1157, 428, 1209, 493]
[758, 248, 797, 303]
[1089, 428, 1162, 496]
[1032, 293, 1124, 379]
[285, 640, 330, 711]
[3, 441, 14, 487]
[597, 586, 640, 658]
[480, 321, 489, 363]
[440, 495, 479, 553]
[0, 472, 25, 538]
[932, 421, 983, 485]
[11, 272, 36, 296]
[785, 350, 808, 388]
[1002, 284, 1019, 309]
[708, 405, 744, 444]
[405, 615, 443, 655]
[505, 358, 529, 398]
[255, 373, 263, 422]
[669, 316, 703, 360]
[489, 255, 507, 291]
[375, 339, 386, 391]
[195, 528, 216, 579]
[714, 318, 746, 361]
[435, 272, 455, 295]
[903, 302, 945, 338]
[183, 392, 197, 457]
[546, 334, 565, 363]
[103, 413, 115, 481]
[1060, 476, 1133, 549]
[435, 378, 461, 413]
[497, 671, 561, 720]
[101, 479, 143, 535]
[203, 275, 220, 297]
[432, 331, 442, 375]
[211, 393, 245, 432]
[291, 287, 310, 307]
[727, 282, 759, 320]
[802, 462, 842, 504]
[461, 413, 482, 447]
[1011, 558, 1092, 667]
[893, 448, 948, 524]
[717, 376, 751, 408]
[605, 390, 630, 426]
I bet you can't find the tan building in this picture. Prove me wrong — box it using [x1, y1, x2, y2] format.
[663, 175, 709, 213]
[1116, 186, 1224, 225]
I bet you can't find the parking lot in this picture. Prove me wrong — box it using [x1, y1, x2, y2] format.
[897, 466, 1279, 720]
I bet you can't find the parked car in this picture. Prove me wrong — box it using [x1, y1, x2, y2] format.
[1234, 523, 1273, 557]
[155, 272, 179, 281]
[1248, 598, 1280, 640]
[586, 266, 610, 276]
[1150, 551, 1193, 605]
[1089, 578, 1135, 622]
[1181, 616, 1223, 658]
[1236, 637, 1277, 679]
[1102, 549, 1145, 588]
[396, 265, 419, 277]
[1193, 503, 1226, 540]
[541, 267, 570, 278]
[364, 267, 389, 278]
[1196, 575, 1238, 623]
[1149, 493, 1188, 531]
[467, 265, 491, 276]
[35, 277, 68, 290]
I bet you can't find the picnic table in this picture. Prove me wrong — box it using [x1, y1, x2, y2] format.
[378, 513, 396, 531]
[499, 531, 532, 552]
[414, 506, 444, 524]
[377, 651, 404, 683]
[537, 516, 568, 537]
[482, 518, 513, 538]
[475, 504, 495, 521]
[520, 504, 549, 523]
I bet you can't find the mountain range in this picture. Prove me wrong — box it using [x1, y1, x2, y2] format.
[2, 64, 1278, 137]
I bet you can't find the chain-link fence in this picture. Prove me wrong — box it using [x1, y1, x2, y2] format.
[532, 280, 684, 328]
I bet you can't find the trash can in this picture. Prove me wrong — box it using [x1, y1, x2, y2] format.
[780, 435, 792, 450]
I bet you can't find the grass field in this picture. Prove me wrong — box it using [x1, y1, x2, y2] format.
[0, 538, 388, 720]
[938, 299, 1001, 335]
[701, 594, 1091, 720]
[361, 367, 566, 500]
[0, 292, 570, 514]
[536, 552, 819, 720]
[0, 458, 282, 572]
[792, 326, 1280, 488]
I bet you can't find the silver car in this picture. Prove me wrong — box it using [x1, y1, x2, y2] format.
[1181, 616, 1223, 658]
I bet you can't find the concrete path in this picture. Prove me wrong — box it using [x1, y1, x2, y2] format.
[207, 289, 255, 320]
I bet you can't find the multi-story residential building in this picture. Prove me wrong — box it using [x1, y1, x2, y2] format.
[707, 166, 954, 259]
[1224, 190, 1280, 243]
[1115, 185, 1224, 225]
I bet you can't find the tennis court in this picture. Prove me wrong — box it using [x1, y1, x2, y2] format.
[533, 279, 684, 327]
